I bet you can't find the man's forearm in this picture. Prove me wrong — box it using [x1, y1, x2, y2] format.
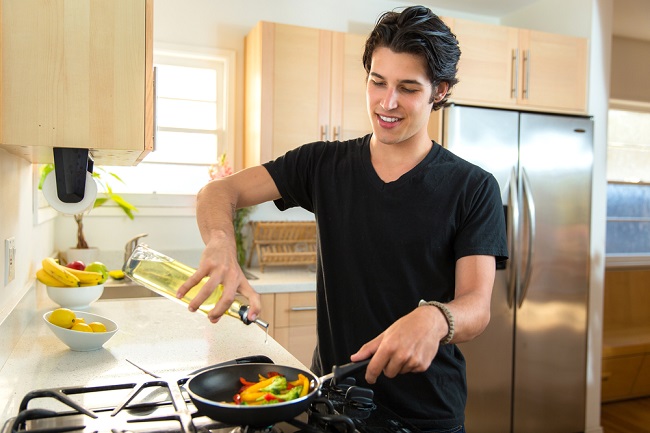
[195, 179, 238, 246]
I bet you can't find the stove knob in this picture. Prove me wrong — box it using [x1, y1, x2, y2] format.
[345, 386, 375, 410]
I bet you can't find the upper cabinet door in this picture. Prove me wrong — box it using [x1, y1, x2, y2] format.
[244, 22, 370, 168]
[517, 29, 588, 113]
[1, 0, 154, 165]
[330, 32, 370, 142]
[443, 17, 588, 114]
[245, 22, 322, 167]
[445, 18, 520, 108]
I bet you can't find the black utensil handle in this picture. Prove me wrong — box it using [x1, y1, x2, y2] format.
[235, 355, 274, 364]
[332, 358, 371, 380]
[187, 355, 274, 376]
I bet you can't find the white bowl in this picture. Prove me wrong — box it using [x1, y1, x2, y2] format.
[46, 284, 104, 309]
[43, 310, 118, 352]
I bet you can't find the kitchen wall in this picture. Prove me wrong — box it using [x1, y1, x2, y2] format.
[611, 36, 650, 103]
[0, 1, 613, 431]
[0, 151, 57, 366]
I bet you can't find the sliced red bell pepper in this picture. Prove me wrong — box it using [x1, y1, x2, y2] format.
[240, 377, 257, 386]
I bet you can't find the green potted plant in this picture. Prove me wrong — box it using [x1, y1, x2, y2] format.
[39, 164, 137, 263]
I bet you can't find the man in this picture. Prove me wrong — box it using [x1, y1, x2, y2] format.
[179, 5, 508, 432]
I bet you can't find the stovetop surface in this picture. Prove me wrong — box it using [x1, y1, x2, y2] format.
[2, 359, 422, 433]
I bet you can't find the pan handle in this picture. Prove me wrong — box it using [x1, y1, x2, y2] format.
[320, 359, 371, 384]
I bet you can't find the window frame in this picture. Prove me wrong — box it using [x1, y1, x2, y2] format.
[101, 43, 236, 202]
[153, 43, 236, 166]
[606, 99, 650, 269]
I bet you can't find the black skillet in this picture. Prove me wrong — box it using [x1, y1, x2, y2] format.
[185, 359, 370, 427]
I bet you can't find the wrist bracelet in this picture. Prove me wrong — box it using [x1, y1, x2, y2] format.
[419, 299, 455, 345]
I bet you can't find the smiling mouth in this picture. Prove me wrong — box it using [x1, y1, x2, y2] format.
[378, 114, 400, 123]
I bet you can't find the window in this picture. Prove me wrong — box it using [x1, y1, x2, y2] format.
[606, 102, 650, 257]
[104, 44, 235, 195]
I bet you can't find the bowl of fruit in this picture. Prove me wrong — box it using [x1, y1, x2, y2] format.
[43, 308, 118, 351]
[37, 258, 109, 309]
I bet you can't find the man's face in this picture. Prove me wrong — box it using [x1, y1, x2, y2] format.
[366, 47, 436, 147]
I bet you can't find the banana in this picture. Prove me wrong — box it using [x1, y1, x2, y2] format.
[36, 268, 67, 287]
[65, 268, 104, 285]
[42, 257, 80, 287]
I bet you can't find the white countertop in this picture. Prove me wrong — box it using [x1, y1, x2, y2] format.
[0, 294, 307, 421]
[246, 266, 316, 293]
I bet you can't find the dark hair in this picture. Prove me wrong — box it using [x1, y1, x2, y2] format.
[363, 5, 461, 111]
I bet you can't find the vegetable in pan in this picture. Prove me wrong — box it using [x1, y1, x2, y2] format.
[230, 371, 310, 405]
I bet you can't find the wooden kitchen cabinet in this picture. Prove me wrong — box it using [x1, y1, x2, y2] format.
[244, 21, 370, 167]
[263, 291, 317, 368]
[0, 0, 154, 166]
[602, 354, 644, 402]
[443, 17, 588, 114]
[602, 269, 650, 402]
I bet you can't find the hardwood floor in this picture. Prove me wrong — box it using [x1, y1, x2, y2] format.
[601, 397, 650, 433]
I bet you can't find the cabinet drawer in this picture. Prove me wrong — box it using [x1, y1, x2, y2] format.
[274, 325, 317, 368]
[631, 354, 650, 396]
[602, 355, 644, 402]
[273, 292, 317, 367]
[274, 292, 317, 328]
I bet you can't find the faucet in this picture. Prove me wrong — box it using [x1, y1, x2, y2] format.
[124, 233, 149, 266]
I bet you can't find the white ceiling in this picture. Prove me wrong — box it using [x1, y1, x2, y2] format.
[415, 0, 650, 41]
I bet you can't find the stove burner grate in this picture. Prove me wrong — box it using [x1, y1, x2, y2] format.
[3, 357, 423, 433]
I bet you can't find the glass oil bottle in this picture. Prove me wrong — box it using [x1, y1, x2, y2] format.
[123, 244, 268, 329]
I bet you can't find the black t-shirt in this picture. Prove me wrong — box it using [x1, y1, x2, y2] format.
[263, 134, 508, 430]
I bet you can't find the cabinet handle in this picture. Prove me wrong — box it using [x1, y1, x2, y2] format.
[290, 306, 317, 311]
[511, 49, 519, 99]
[333, 126, 340, 141]
[522, 49, 530, 100]
[320, 125, 328, 141]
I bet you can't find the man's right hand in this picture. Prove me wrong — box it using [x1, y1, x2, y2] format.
[177, 231, 261, 324]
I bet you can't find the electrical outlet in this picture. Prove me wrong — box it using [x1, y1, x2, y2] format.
[5, 237, 16, 285]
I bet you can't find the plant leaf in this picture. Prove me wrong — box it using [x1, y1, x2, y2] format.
[111, 194, 138, 211]
[93, 197, 109, 208]
[38, 164, 55, 190]
[107, 171, 126, 184]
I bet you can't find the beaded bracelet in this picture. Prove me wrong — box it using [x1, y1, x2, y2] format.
[419, 299, 455, 345]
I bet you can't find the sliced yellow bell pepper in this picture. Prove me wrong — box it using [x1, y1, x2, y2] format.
[299, 374, 310, 397]
[240, 375, 277, 396]
[240, 391, 268, 403]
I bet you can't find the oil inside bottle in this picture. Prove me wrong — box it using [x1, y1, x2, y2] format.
[124, 252, 223, 316]
[123, 245, 269, 330]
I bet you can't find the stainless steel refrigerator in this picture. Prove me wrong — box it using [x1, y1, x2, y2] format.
[442, 104, 593, 433]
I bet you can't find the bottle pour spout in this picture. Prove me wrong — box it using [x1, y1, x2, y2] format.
[227, 300, 269, 329]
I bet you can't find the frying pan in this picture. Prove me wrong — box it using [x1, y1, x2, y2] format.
[185, 359, 370, 427]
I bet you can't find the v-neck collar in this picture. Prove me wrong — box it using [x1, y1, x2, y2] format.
[361, 135, 440, 191]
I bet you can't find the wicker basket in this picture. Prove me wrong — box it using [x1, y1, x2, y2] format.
[247, 221, 317, 272]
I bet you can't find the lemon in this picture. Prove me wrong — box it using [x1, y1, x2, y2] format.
[108, 270, 125, 280]
[72, 317, 86, 325]
[71, 323, 93, 332]
[88, 322, 107, 333]
[48, 308, 76, 329]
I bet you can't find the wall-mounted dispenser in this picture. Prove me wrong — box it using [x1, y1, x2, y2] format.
[41, 148, 98, 215]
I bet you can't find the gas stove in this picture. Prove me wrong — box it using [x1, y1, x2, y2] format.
[1, 356, 421, 433]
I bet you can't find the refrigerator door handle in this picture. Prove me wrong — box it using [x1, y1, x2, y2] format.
[507, 167, 519, 308]
[518, 168, 536, 308]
